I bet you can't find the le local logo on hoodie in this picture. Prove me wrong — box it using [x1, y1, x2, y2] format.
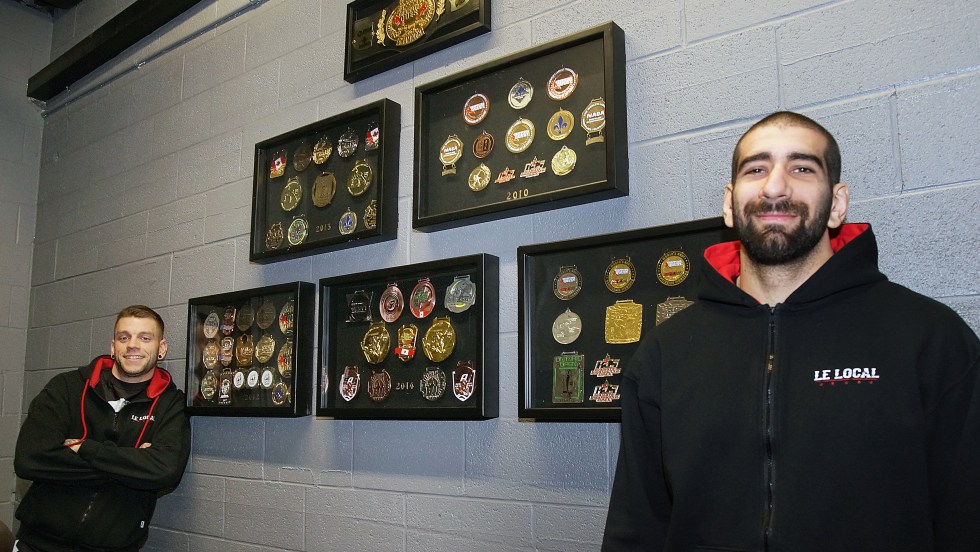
[813, 367, 880, 387]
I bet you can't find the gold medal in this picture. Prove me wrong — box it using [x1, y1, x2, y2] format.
[279, 298, 295, 336]
[581, 98, 606, 145]
[200, 370, 218, 400]
[473, 130, 494, 159]
[203, 312, 220, 339]
[364, 199, 378, 230]
[547, 67, 578, 100]
[505, 118, 534, 153]
[605, 257, 636, 293]
[312, 171, 336, 207]
[553, 265, 582, 300]
[219, 336, 234, 367]
[277, 338, 293, 377]
[605, 300, 643, 344]
[383, 0, 437, 47]
[236, 304, 254, 331]
[508, 78, 533, 109]
[422, 317, 456, 362]
[235, 334, 254, 367]
[256, 299, 276, 330]
[546, 108, 574, 141]
[463, 93, 490, 125]
[395, 324, 418, 361]
[202, 339, 219, 370]
[293, 142, 313, 172]
[265, 222, 284, 251]
[656, 296, 695, 326]
[287, 216, 308, 246]
[281, 176, 302, 211]
[439, 134, 464, 175]
[339, 207, 358, 235]
[347, 159, 373, 196]
[360, 321, 391, 364]
[551, 145, 577, 176]
[468, 163, 492, 191]
[271, 381, 291, 406]
[312, 134, 333, 164]
[552, 308, 582, 345]
[657, 250, 691, 286]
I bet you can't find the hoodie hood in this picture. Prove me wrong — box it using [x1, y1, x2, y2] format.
[84, 355, 174, 398]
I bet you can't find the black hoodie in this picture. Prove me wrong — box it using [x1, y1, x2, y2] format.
[15, 355, 191, 551]
[602, 224, 980, 551]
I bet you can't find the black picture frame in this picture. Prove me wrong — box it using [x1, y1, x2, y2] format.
[344, 0, 492, 83]
[249, 99, 400, 263]
[185, 282, 315, 417]
[317, 254, 498, 420]
[518, 218, 737, 422]
[413, 22, 627, 231]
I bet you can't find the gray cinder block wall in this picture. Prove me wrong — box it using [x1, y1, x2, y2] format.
[8, 0, 980, 549]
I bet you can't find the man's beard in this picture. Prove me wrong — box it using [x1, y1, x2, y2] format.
[734, 196, 831, 266]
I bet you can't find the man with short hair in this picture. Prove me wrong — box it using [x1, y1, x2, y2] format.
[602, 112, 980, 551]
[14, 305, 191, 552]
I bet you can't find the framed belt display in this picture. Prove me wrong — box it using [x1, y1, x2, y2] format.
[518, 218, 737, 422]
[185, 281, 315, 417]
[317, 254, 498, 420]
[413, 22, 627, 231]
[344, 0, 491, 83]
[249, 99, 399, 263]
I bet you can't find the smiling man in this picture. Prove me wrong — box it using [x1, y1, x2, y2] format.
[601, 112, 980, 551]
[14, 305, 191, 552]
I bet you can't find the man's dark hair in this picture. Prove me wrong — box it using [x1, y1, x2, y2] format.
[730, 111, 841, 186]
[116, 305, 165, 335]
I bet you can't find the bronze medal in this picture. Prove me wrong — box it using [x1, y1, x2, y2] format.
[279, 298, 295, 335]
[656, 296, 695, 326]
[382, 0, 437, 47]
[546, 108, 574, 141]
[365, 122, 380, 150]
[339, 207, 358, 235]
[312, 135, 333, 164]
[420, 366, 447, 401]
[269, 150, 286, 179]
[271, 381, 291, 406]
[287, 216, 308, 246]
[256, 299, 276, 329]
[552, 351, 584, 403]
[395, 323, 418, 361]
[281, 176, 302, 211]
[255, 334, 276, 363]
[495, 167, 515, 184]
[589, 380, 621, 404]
[591, 354, 622, 377]
[203, 312, 220, 339]
[368, 368, 392, 402]
[468, 163, 492, 192]
[265, 222, 284, 251]
[463, 93, 490, 125]
[581, 98, 606, 145]
[202, 339, 219, 370]
[410, 278, 436, 318]
[553, 265, 582, 300]
[422, 317, 456, 362]
[360, 321, 391, 364]
[293, 142, 313, 172]
[444, 275, 476, 313]
[552, 308, 582, 345]
[235, 334, 254, 367]
[439, 134, 464, 175]
[379, 283, 404, 323]
[364, 199, 378, 230]
[236, 303, 255, 331]
[452, 361, 476, 401]
[508, 78, 533, 109]
[340, 366, 360, 401]
[605, 299, 643, 344]
[312, 171, 337, 207]
[550, 145, 577, 176]
[605, 257, 636, 293]
[200, 370, 218, 400]
[520, 156, 546, 178]
[338, 128, 358, 158]
[277, 338, 293, 378]
[347, 159, 373, 196]
[505, 118, 534, 153]
[657, 250, 691, 286]
[473, 130, 494, 159]
[547, 67, 578, 100]
[219, 336, 234, 367]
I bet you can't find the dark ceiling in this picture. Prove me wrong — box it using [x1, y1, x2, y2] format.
[10, 0, 83, 15]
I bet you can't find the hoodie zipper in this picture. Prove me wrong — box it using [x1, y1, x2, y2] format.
[763, 308, 776, 550]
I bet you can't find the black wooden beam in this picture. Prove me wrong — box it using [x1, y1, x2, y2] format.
[27, 0, 201, 102]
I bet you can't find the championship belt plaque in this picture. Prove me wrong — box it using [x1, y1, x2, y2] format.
[236, 303, 255, 331]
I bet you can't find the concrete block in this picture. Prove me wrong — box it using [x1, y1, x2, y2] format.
[8, 285, 29, 330]
[0, 116, 24, 164]
[0, 285, 9, 327]
[30, 279, 75, 327]
[240, 97, 318, 180]
[140, 528, 189, 552]
[209, 62, 280, 137]
[114, 56, 183, 126]
[2, 372, 24, 415]
[116, 154, 180, 219]
[107, 256, 172, 315]
[97, 216, 149, 270]
[89, 314, 114, 360]
[29, 238, 56, 286]
[231, 237, 312, 292]
[533, 504, 607, 551]
[409, 212, 532, 267]
[690, 126, 745, 220]
[177, 131, 243, 199]
[55, 227, 99, 279]
[99, 118, 158, 183]
[941, 296, 980, 336]
[306, 513, 405, 552]
[464, 420, 610, 505]
[0, 327, 26, 371]
[279, 32, 346, 109]
[224, 481, 305, 549]
[897, 75, 980, 190]
[352, 420, 465, 494]
[65, 90, 119, 149]
[406, 530, 535, 552]
[147, 485, 224, 538]
[172, 242, 235, 304]
[0, 414, 18, 456]
[0, 242, 32, 288]
[24, 326, 48, 371]
[498, 262, 517, 334]
[244, 0, 321, 72]
[0, 153, 39, 207]
[687, 0, 814, 41]
[46, 320, 92, 369]
[182, 24, 247, 100]
[498, 332, 518, 419]
[190, 416, 265, 478]
[186, 534, 286, 552]
[264, 417, 352, 484]
[0, 1, 53, 53]
[72, 269, 117, 323]
[150, 93, 214, 159]
[146, 218, 205, 258]
[305, 487, 404, 524]
[405, 494, 534, 546]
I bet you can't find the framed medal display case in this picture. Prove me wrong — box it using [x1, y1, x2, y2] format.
[412, 22, 627, 231]
[317, 254, 498, 420]
[249, 99, 400, 263]
[344, 0, 492, 83]
[518, 218, 737, 422]
[185, 282, 315, 417]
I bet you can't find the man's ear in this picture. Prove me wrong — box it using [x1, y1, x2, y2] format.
[722, 183, 735, 228]
[827, 183, 849, 229]
[158, 338, 169, 360]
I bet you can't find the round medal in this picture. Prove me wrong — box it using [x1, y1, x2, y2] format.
[547, 67, 579, 100]
[581, 98, 606, 145]
[547, 108, 574, 141]
[233, 369, 246, 390]
[287, 217, 308, 246]
[368, 369, 392, 403]
[360, 322, 390, 364]
[420, 367, 447, 401]
[468, 163, 492, 192]
[312, 171, 337, 207]
[444, 275, 476, 313]
[551, 146, 577, 176]
[473, 130, 494, 159]
[439, 134, 464, 175]
[293, 142, 313, 172]
[338, 128, 358, 158]
[271, 381, 290, 406]
[247, 368, 260, 388]
[219, 336, 234, 367]
[463, 93, 490, 125]
[255, 334, 276, 363]
[410, 278, 436, 318]
[505, 118, 535, 153]
[347, 159, 373, 196]
[277, 338, 293, 377]
[235, 334, 254, 367]
[364, 199, 378, 230]
[265, 222, 284, 251]
[256, 299, 276, 329]
[312, 135, 333, 164]
[657, 250, 691, 286]
[237, 303, 255, 331]
[339, 207, 358, 235]
[508, 78, 533, 109]
[279, 299, 295, 335]
[552, 308, 582, 345]
[200, 370, 218, 400]
[261, 367, 275, 389]
[379, 283, 404, 323]
[202, 339, 219, 370]
[281, 177, 302, 211]
[203, 312, 220, 339]
[553, 265, 583, 300]
[422, 317, 456, 362]
[605, 257, 636, 293]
